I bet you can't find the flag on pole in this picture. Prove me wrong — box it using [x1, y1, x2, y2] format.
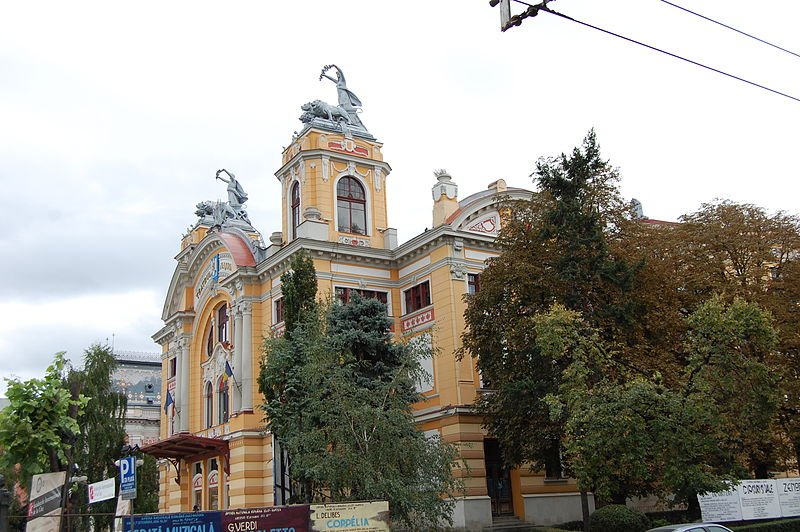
[164, 391, 174, 413]
[225, 360, 234, 378]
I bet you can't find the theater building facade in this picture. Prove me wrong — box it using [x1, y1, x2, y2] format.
[147, 69, 590, 528]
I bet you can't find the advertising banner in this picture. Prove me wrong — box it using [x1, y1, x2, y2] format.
[123, 505, 310, 532]
[25, 471, 66, 532]
[223, 505, 310, 532]
[777, 478, 800, 517]
[738, 479, 781, 520]
[698, 487, 742, 522]
[699, 479, 800, 522]
[88, 478, 116, 504]
[310, 501, 390, 532]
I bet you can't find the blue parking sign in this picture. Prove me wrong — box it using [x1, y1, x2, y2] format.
[119, 456, 137, 500]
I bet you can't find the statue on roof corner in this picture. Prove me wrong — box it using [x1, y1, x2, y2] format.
[299, 64, 367, 132]
[194, 169, 252, 227]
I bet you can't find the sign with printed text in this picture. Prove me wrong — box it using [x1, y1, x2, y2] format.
[88, 477, 116, 504]
[26, 471, 66, 532]
[699, 479, 800, 522]
[310, 501, 390, 532]
[119, 455, 137, 500]
[122, 505, 310, 532]
[698, 487, 743, 522]
[777, 478, 800, 517]
[738, 479, 781, 520]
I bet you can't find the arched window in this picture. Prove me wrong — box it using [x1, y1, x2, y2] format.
[217, 304, 229, 344]
[291, 182, 300, 240]
[337, 177, 366, 235]
[218, 377, 229, 424]
[205, 382, 213, 428]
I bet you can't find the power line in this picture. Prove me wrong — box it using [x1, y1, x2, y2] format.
[659, 0, 800, 60]
[504, 0, 800, 103]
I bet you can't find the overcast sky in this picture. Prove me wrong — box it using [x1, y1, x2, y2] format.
[2, 0, 799, 396]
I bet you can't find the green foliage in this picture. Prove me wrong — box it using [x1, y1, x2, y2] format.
[68, 344, 129, 531]
[281, 251, 318, 336]
[260, 272, 461, 528]
[0, 352, 86, 489]
[135, 454, 160, 514]
[587, 504, 649, 532]
[462, 130, 640, 475]
[685, 297, 781, 478]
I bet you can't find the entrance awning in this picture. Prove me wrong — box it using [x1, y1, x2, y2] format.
[140, 433, 230, 483]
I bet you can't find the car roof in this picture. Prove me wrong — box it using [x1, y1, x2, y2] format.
[647, 524, 732, 532]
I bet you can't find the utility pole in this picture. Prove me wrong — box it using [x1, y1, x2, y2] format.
[489, 0, 552, 31]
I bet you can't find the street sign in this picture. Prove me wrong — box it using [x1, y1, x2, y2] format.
[119, 455, 137, 500]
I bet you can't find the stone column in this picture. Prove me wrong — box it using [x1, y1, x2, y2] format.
[179, 335, 190, 433]
[232, 303, 243, 414]
[241, 301, 253, 412]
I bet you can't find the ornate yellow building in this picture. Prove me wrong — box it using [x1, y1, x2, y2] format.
[146, 67, 591, 528]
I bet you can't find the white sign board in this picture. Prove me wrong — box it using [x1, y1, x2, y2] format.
[778, 478, 800, 517]
[738, 479, 781, 520]
[698, 488, 742, 522]
[26, 471, 66, 532]
[88, 478, 116, 504]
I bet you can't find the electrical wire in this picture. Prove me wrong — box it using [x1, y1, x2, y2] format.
[659, 0, 800, 60]
[508, 0, 800, 103]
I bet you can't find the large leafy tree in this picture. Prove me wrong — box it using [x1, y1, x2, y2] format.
[0, 353, 86, 491]
[67, 344, 128, 531]
[260, 258, 461, 527]
[462, 130, 640, 474]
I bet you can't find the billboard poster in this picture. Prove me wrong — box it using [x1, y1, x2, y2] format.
[310, 501, 390, 532]
[26, 471, 66, 532]
[778, 478, 800, 517]
[123, 505, 310, 532]
[738, 479, 781, 520]
[222, 505, 310, 531]
[698, 487, 742, 522]
[88, 477, 116, 504]
[123, 511, 221, 532]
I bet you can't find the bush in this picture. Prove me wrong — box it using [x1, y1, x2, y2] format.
[588, 504, 650, 532]
[732, 518, 800, 531]
[556, 520, 586, 531]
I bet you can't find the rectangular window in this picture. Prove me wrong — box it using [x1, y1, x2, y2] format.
[404, 281, 431, 314]
[274, 297, 285, 324]
[409, 333, 434, 393]
[335, 287, 388, 306]
[168, 357, 177, 378]
[467, 273, 481, 295]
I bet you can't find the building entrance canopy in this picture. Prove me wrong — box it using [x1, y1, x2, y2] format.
[141, 433, 230, 483]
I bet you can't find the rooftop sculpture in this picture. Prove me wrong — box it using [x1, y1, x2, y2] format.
[194, 169, 252, 227]
[299, 65, 372, 138]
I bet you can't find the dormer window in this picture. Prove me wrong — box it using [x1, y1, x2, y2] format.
[291, 182, 300, 240]
[337, 177, 366, 235]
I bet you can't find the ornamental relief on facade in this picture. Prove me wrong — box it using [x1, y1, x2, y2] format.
[464, 211, 500, 236]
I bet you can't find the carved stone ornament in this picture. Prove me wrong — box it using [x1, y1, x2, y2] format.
[450, 262, 467, 280]
[194, 170, 252, 228]
[322, 156, 330, 182]
[303, 206, 323, 221]
[374, 167, 383, 191]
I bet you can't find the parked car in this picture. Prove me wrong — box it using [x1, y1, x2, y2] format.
[646, 524, 733, 532]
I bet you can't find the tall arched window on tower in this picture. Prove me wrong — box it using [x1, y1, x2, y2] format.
[217, 304, 228, 345]
[218, 376, 229, 425]
[205, 382, 213, 428]
[337, 177, 366, 235]
[291, 182, 300, 240]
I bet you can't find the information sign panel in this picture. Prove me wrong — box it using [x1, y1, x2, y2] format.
[738, 479, 781, 520]
[119, 456, 137, 500]
[778, 478, 800, 517]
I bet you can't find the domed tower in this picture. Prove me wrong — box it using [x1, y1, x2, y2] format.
[274, 64, 396, 250]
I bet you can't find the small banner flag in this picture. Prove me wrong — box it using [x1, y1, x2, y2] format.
[225, 360, 234, 378]
[164, 391, 174, 413]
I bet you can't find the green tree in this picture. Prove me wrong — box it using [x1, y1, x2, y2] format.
[462, 130, 640, 475]
[67, 344, 128, 531]
[0, 353, 86, 491]
[261, 265, 461, 526]
[281, 250, 318, 336]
